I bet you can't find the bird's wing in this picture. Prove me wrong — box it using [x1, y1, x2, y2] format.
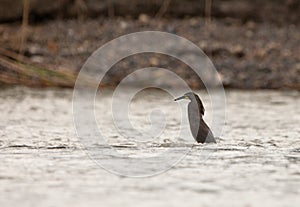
[192, 119, 216, 143]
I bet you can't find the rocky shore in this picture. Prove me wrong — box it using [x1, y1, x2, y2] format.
[0, 0, 299, 89]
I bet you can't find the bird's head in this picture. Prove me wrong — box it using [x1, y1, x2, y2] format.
[174, 92, 205, 115]
[174, 92, 196, 102]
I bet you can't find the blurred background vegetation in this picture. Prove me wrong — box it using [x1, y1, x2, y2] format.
[0, 0, 299, 89]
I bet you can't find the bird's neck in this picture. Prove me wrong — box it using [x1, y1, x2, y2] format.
[190, 96, 205, 116]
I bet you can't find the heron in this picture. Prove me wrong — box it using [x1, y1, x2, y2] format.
[174, 92, 216, 144]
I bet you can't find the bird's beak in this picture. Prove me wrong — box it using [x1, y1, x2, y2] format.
[174, 95, 188, 101]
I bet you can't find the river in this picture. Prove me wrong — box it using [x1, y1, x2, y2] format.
[0, 87, 299, 207]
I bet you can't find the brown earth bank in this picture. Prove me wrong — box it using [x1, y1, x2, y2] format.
[0, 1, 300, 89]
[1, 15, 299, 89]
[0, 0, 300, 25]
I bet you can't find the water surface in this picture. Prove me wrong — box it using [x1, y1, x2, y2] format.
[0, 87, 299, 207]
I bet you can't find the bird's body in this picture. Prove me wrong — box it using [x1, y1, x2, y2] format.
[175, 92, 216, 144]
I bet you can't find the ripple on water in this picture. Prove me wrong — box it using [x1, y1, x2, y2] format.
[1, 88, 300, 206]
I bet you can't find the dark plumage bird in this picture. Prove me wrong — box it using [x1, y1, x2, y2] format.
[174, 92, 216, 144]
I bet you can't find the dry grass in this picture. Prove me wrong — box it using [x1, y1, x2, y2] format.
[0, 48, 77, 87]
[0, 0, 79, 88]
